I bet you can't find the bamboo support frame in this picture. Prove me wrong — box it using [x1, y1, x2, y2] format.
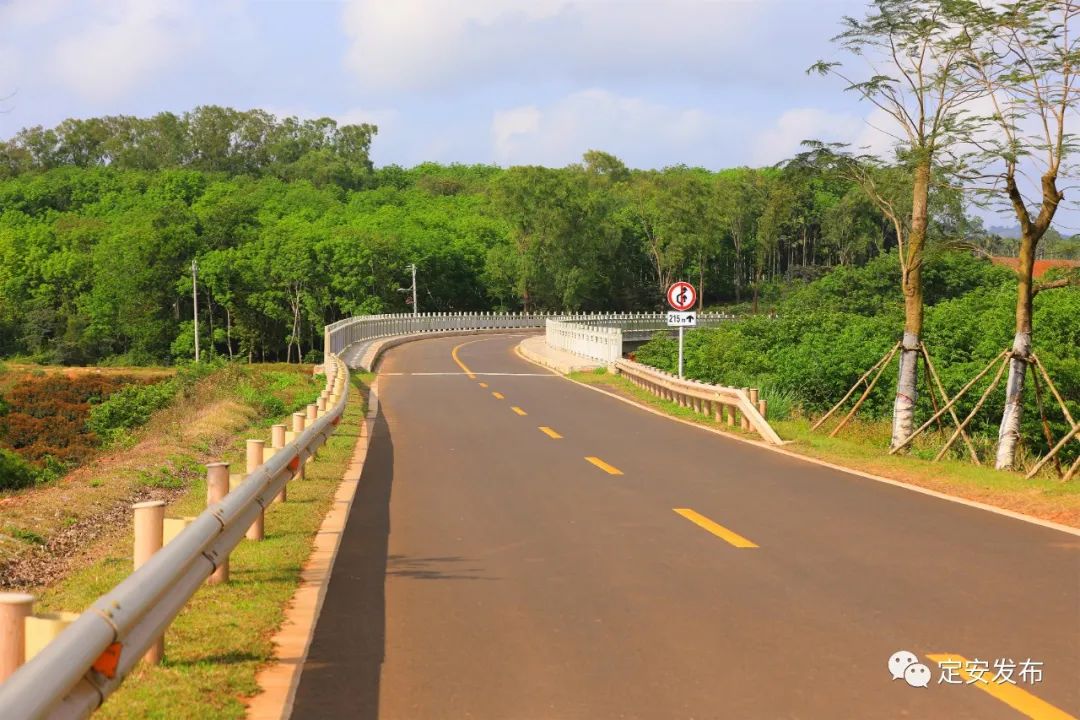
[890, 350, 1009, 455]
[1025, 423, 1080, 479]
[1064, 453, 1079, 483]
[812, 342, 900, 431]
[934, 356, 1009, 462]
[1030, 367, 1063, 477]
[921, 344, 980, 464]
[1032, 355, 1076, 427]
[829, 344, 899, 438]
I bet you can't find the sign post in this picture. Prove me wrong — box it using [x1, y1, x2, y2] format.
[666, 282, 697, 379]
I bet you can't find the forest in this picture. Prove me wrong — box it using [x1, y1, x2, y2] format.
[1, 107, 1076, 367]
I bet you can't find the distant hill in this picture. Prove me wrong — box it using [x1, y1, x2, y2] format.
[987, 225, 1021, 238]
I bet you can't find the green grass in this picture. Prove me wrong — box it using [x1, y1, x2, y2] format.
[570, 371, 1080, 527]
[36, 373, 369, 720]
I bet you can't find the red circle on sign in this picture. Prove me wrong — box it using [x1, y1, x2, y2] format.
[667, 282, 697, 311]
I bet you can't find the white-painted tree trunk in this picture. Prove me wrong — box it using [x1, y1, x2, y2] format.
[890, 331, 920, 450]
[995, 332, 1031, 470]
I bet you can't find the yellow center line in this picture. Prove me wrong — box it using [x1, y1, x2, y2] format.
[492, 391, 504, 400]
[925, 654, 1075, 720]
[674, 508, 758, 548]
[478, 382, 488, 388]
[511, 406, 527, 416]
[539, 426, 563, 439]
[585, 456, 623, 475]
[451, 339, 481, 379]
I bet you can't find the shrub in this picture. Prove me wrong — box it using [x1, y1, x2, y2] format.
[86, 379, 178, 444]
[0, 448, 37, 490]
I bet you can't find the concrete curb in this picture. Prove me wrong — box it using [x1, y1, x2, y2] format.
[516, 335, 604, 374]
[246, 381, 380, 720]
[514, 339, 1080, 538]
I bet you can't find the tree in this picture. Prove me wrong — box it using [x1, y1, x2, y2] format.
[811, 0, 985, 449]
[954, 0, 1079, 469]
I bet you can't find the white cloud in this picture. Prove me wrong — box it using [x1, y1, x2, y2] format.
[48, 1, 203, 102]
[490, 89, 718, 166]
[752, 107, 904, 166]
[341, 0, 770, 92]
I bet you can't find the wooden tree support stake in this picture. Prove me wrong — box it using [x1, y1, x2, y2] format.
[829, 344, 899, 438]
[1025, 423, 1079, 480]
[1064, 453, 1079, 483]
[921, 343, 979, 464]
[934, 355, 1009, 462]
[812, 342, 899, 431]
[1030, 367, 1063, 477]
[1032, 355, 1076, 426]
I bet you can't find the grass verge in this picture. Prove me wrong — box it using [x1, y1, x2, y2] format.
[33, 372, 370, 720]
[569, 370, 1080, 528]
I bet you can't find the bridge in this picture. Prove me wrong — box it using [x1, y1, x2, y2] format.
[1, 314, 1077, 719]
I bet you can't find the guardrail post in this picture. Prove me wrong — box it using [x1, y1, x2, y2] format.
[758, 399, 768, 419]
[206, 463, 230, 585]
[271, 424, 287, 503]
[246, 440, 265, 541]
[291, 412, 306, 479]
[0, 593, 33, 682]
[305, 404, 319, 463]
[741, 389, 751, 430]
[133, 500, 166, 664]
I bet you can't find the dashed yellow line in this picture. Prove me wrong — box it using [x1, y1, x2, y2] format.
[926, 654, 1075, 720]
[492, 392, 504, 400]
[674, 508, 758, 548]
[478, 382, 488, 388]
[511, 406, 527, 416]
[585, 456, 623, 475]
[451, 340, 477, 379]
[539, 426, 562, 439]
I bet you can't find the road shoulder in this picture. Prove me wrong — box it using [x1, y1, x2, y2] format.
[246, 382, 380, 720]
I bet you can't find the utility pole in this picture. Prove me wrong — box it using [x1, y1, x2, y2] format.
[410, 263, 418, 316]
[399, 263, 419, 315]
[192, 258, 200, 363]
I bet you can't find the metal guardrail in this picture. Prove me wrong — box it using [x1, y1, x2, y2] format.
[613, 358, 783, 445]
[0, 355, 352, 719]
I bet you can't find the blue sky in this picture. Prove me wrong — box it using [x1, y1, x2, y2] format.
[0, 0, 1071, 231]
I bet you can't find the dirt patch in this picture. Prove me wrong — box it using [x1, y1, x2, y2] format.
[0, 484, 185, 589]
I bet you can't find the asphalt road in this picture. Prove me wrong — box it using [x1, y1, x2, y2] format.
[291, 334, 1080, 720]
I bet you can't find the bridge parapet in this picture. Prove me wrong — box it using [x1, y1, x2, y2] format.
[324, 311, 736, 368]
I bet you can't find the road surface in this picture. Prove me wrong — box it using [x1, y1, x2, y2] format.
[291, 333, 1080, 719]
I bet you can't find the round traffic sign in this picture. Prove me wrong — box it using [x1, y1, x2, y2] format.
[667, 281, 697, 311]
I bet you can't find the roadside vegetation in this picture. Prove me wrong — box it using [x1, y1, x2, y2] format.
[0, 366, 183, 489]
[28, 374, 368, 719]
[0, 363, 323, 589]
[635, 251, 1079, 469]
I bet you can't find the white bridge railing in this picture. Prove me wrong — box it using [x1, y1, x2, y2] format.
[325, 311, 736, 367]
[545, 313, 735, 364]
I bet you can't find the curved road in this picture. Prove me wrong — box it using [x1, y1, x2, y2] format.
[292, 334, 1079, 720]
